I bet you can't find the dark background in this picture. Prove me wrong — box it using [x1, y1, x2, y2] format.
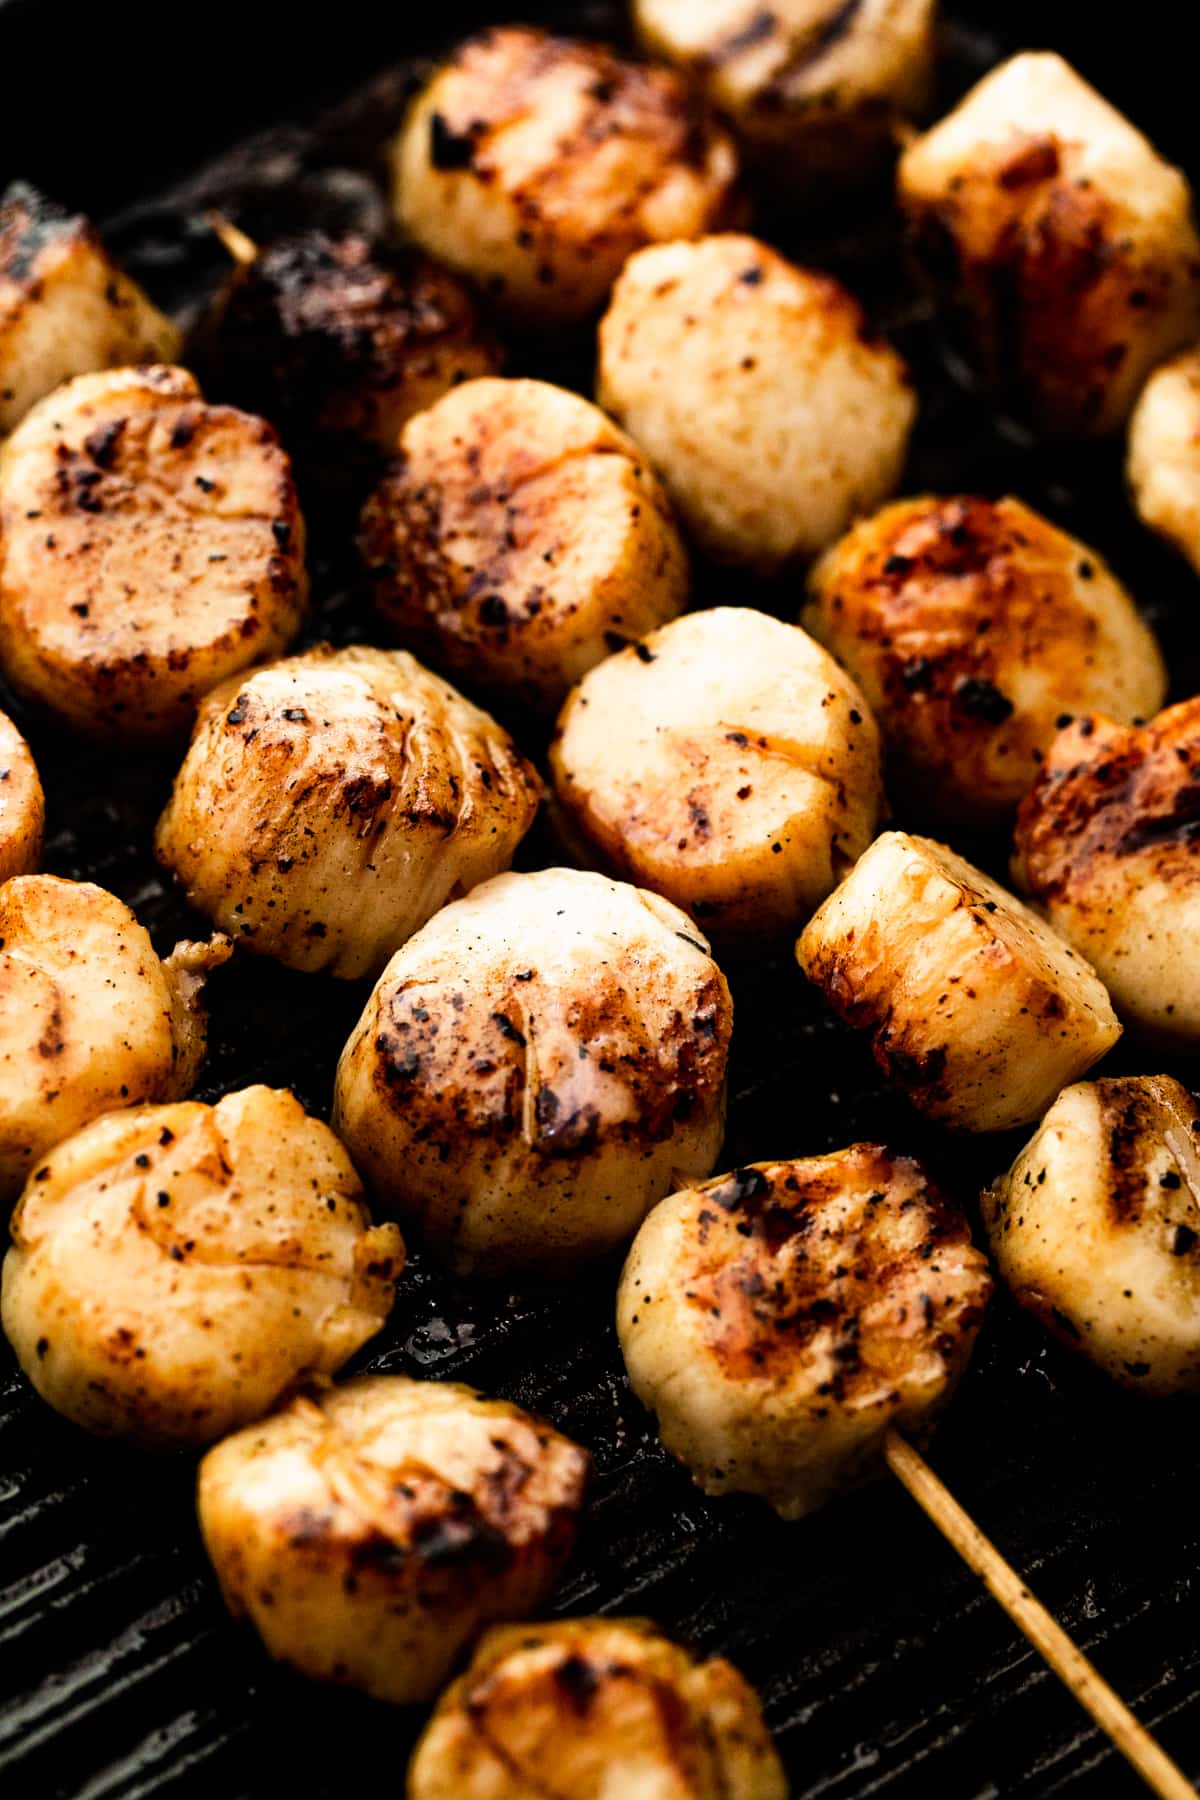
[3, 4, 1200, 1798]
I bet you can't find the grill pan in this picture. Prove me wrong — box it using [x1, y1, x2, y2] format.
[2, 3, 1200, 1794]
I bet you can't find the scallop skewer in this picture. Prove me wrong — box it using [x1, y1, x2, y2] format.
[617, 1151, 1194, 1799]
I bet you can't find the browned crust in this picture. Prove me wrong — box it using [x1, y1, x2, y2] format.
[807, 495, 1120, 819]
[1015, 699, 1200, 907]
[421, 25, 735, 246]
[206, 233, 501, 452]
[370, 961, 732, 1163]
[904, 132, 1200, 434]
[680, 1148, 991, 1391]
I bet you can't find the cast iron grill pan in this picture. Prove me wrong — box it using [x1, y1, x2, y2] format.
[1, 5, 1199, 1795]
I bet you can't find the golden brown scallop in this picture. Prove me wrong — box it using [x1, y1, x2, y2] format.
[392, 26, 738, 324]
[409, 1617, 788, 1800]
[1013, 701, 1200, 1045]
[0, 708, 43, 882]
[359, 376, 689, 713]
[197, 1374, 590, 1702]
[1127, 345, 1200, 578]
[597, 233, 915, 570]
[0, 874, 228, 1201]
[0, 181, 179, 434]
[898, 52, 1200, 436]
[804, 494, 1166, 824]
[617, 1148, 991, 1518]
[550, 606, 883, 940]
[333, 867, 732, 1277]
[635, 0, 938, 186]
[0, 365, 308, 741]
[983, 1075, 1200, 1394]
[2, 1086, 404, 1445]
[155, 644, 541, 980]
[798, 830, 1120, 1131]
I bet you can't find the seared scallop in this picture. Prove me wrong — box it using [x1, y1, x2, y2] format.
[0, 1080, 406, 1447]
[804, 495, 1166, 825]
[797, 831, 1120, 1131]
[0, 365, 308, 741]
[636, 0, 938, 185]
[198, 231, 500, 478]
[0, 181, 179, 434]
[359, 377, 688, 712]
[392, 26, 738, 324]
[1013, 701, 1200, 1045]
[155, 644, 541, 981]
[333, 867, 731, 1277]
[1, 1086, 404, 1445]
[598, 233, 915, 570]
[197, 1374, 590, 1702]
[550, 607, 883, 940]
[1127, 345, 1200, 577]
[409, 1616, 788, 1800]
[617, 1147, 991, 1518]
[983, 1075, 1200, 1394]
[0, 875, 228, 1201]
[0, 709, 43, 882]
[898, 52, 1200, 436]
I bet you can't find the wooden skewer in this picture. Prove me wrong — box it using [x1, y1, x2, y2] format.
[204, 210, 258, 267]
[884, 1429, 1195, 1800]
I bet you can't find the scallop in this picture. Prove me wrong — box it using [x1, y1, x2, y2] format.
[198, 231, 500, 478]
[617, 1147, 992, 1518]
[0, 708, 44, 882]
[155, 644, 541, 980]
[409, 1616, 788, 1800]
[1012, 701, 1200, 1045]
[0, 365, 308, 741]
[804, 494, 1166, 824]
[358, 377, 688, 712]
[1127, 345, 1200, 578]
[0, 874, 228, 1201]
[197, 1374, 590, 1702]
[1, 1086, 404, 1446]
[635, 0, 938, 185]
[982, 1075, 1200, 1394]
[898, 52, 1200, 436]
[797, 830, 1120, 1132]
[597, 233, 915, 570]
[550, 606, 883, 941]
[333, 866, 732, 1277]
[392, 25, 738, 324]
[0, 180, 179, 434]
